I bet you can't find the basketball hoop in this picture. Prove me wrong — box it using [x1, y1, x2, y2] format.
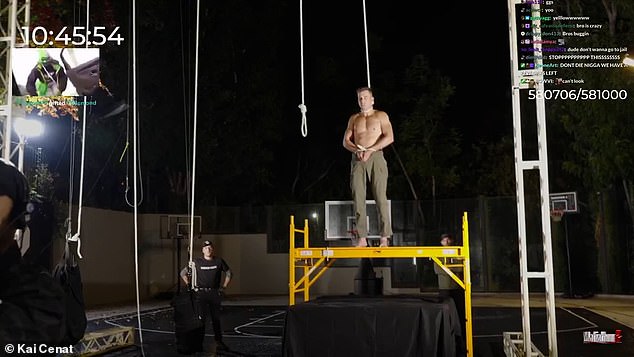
[550, 209, 564, 222]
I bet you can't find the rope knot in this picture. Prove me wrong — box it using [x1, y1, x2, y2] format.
[298, 104, 308, 137]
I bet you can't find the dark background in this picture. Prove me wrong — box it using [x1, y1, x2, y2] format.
[26, 0, 515, 210]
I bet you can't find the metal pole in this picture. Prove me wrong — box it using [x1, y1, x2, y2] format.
[177, 237, 182, 294]
[598, 191, 610, 291]
[17, 135, 24, 171]
[564, 215, 573, 296]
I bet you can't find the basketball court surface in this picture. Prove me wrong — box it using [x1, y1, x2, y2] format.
[84, 294, 634, 357]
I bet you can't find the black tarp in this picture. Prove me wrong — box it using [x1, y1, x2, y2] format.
[283, 295, 461, 357]
[171, 291, 204, 355]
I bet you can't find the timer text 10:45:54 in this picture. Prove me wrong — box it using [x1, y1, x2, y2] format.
[20, 26, 124, 46]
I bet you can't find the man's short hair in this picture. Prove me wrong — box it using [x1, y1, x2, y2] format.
[356, 86, 373, 95]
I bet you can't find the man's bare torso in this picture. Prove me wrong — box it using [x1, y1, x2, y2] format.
[350, 110, 387, 148]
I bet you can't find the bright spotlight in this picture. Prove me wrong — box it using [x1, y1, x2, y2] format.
[13, 117, 44, 138]
[623, 55, 634, 67]
[311, 212, 318, 219]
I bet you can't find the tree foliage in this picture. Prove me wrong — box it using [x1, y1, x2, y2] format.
[390, 55, 460, 200]
[547, 0, 634, 292]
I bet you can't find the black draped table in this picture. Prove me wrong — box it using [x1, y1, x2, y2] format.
[283, 295, 462, 357]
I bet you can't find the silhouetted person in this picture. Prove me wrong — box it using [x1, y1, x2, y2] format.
[434, 233, 466, 356]
[0, 158, 65, 344]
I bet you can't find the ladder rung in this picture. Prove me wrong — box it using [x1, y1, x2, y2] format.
[526, 272, 546, 278]
[518, 160, 542, 170]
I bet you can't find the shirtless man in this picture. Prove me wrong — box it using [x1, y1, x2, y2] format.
[342, 87, 394, 247]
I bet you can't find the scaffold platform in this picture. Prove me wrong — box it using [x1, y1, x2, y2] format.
[289, 212, 474, 357]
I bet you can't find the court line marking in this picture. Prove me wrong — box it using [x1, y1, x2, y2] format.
[233, 311, 286, 339]
[102, 307, 284, 339]
[103, 307, 173, 322]
[474, 307, 599, 338]
[102, 320, 280, 339]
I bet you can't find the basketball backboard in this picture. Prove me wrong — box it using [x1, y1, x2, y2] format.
[324, 200, 391, 240]
[159, 215, 202, 239]
[549, 192, 578, 213]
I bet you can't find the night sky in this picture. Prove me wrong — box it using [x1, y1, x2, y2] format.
[297, 1, 513, 143]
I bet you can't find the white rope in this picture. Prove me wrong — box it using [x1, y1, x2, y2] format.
[64, 122, 76, 249]
[362, 0, 371, 88]
[188, 0, 202, 273]
[298, 0, 307, 137]
[67, 0, 95, 259]
[131, 0, 146, 352]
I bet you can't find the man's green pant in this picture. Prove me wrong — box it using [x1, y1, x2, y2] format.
[350, 151, 392, 239]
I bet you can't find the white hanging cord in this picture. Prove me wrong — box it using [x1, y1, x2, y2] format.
[298, 0, 308, 137]
[362, 0, 371, 88]
[68, 115, 84, 257]
[188, 0, 202, 270]
[131, 0, 146, 352]
[179, 2, 192, 211]
[65, 121, 75, 244]
[67, 0, 95, 259]
[124, 126, 144, 207]
[122, 29, 143, 208]
[65, 0, 78, 246]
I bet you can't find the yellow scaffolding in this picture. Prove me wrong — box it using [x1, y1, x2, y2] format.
[289, 211, 473, 357]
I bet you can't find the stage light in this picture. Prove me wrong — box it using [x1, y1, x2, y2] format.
[13, 117, 44, 172]
[311, 212, 318, 219]
[623, 47, 634, 67]
[13, 117, 44, 138]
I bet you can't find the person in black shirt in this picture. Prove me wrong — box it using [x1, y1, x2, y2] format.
[180, 240, 232, 351]
[433, 233, 466, 357]
[0, 158, 65, 344]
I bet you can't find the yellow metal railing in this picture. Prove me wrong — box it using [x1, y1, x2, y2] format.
[289, 211, 473, 357]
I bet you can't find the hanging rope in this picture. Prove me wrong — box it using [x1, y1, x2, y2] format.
[122, 29, 143, 208]
[362, 0, 371, 88]
[123, 122, 144, 207]
[179, 0, 193, 213]
[188, 0, 202, 279]
[65, 0, 79, 249]
[131, 0, 146, 352]
[298, 0, 308, 137]
[297, 0, 371, 138]
[66, 0, 95, 259]
[64, 121, 76, 248]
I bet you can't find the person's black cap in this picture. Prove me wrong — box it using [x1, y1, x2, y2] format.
[203, 240, 213, 247]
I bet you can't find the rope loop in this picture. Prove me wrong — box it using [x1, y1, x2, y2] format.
[298, 103, 308, 137]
